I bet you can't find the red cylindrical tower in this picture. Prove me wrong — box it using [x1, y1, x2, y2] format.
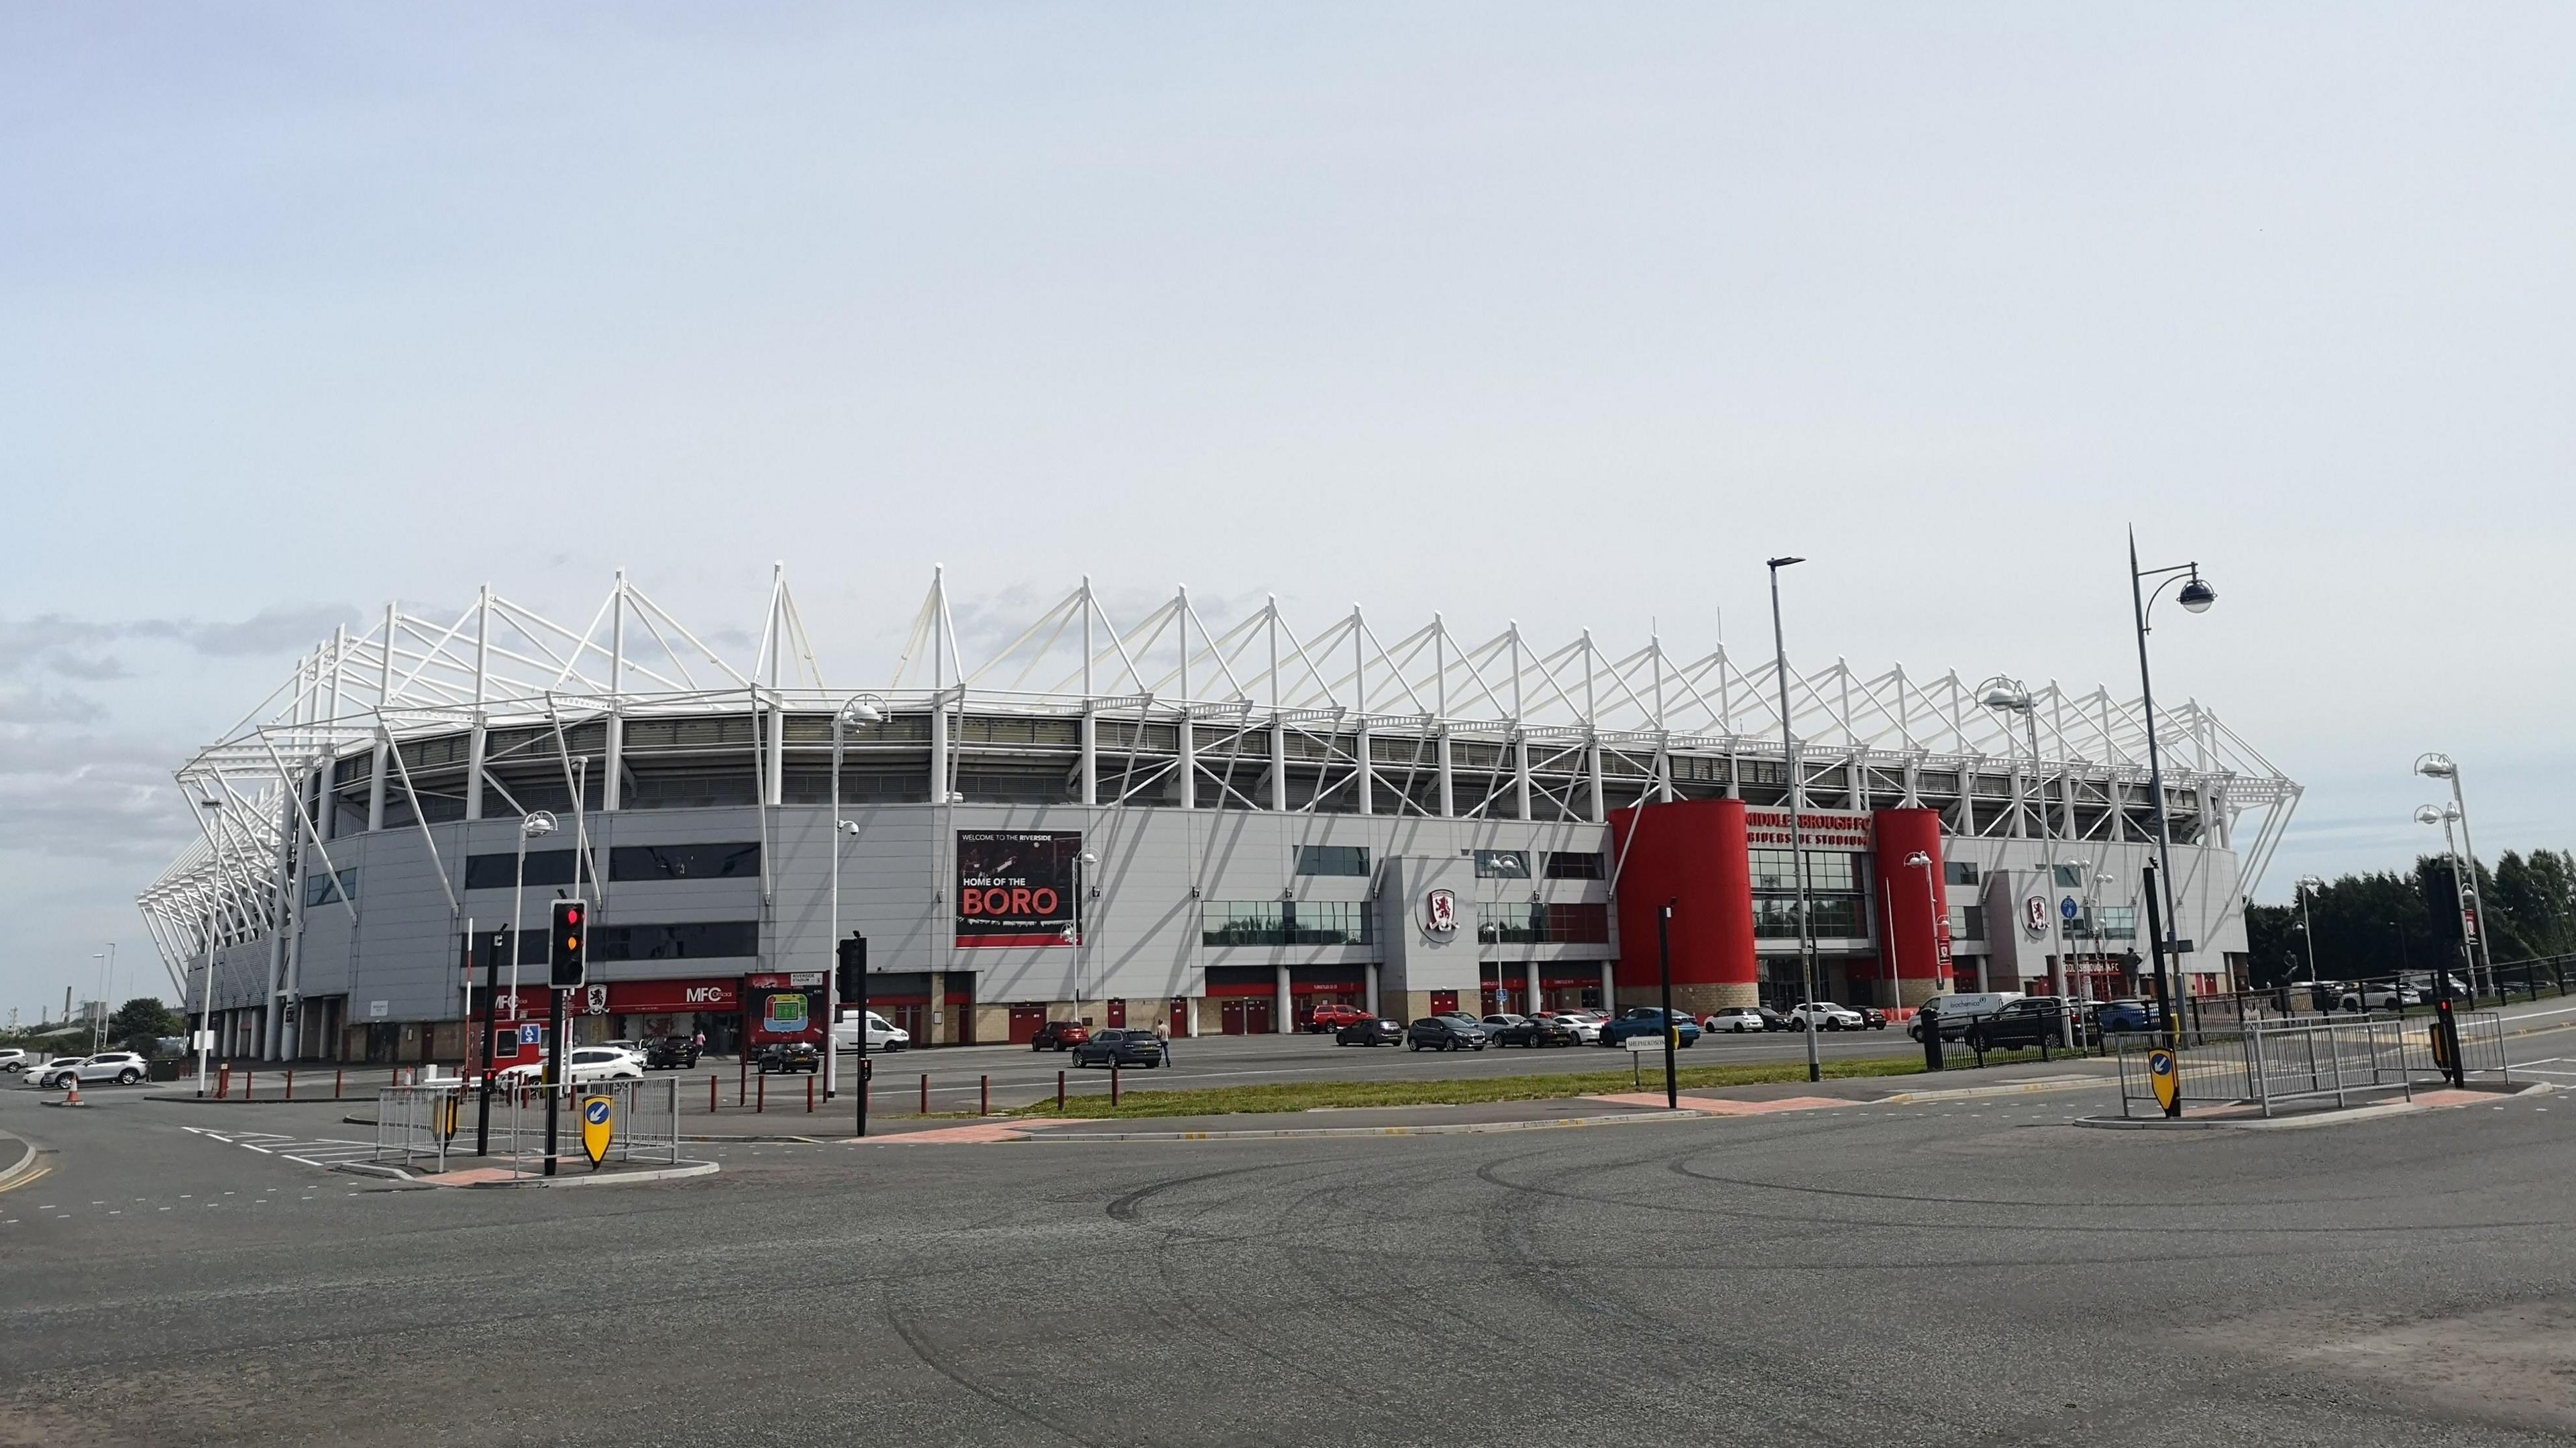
[1871, 808, 1950, 1007]
[1609, 799, 1758, 1012]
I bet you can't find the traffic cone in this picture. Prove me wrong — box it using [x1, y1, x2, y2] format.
[62, 1078, 83, 1107]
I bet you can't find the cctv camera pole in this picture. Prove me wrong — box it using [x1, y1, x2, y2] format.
[1657, 901, 1679, 1110]
[1768, 556, 1823, 1084]
[476, 926, 502, 1156]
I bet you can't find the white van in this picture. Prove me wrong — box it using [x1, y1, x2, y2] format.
[1907, 991, 2023, 1042]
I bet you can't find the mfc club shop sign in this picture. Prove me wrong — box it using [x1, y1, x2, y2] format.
[956, 830, 1083, 948]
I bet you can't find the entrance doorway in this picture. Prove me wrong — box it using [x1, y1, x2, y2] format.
[1219, 999, 1273, 1036]
[1007, 1005, 1046, 1044]
[1168, 998, 1191, 1038]
[1430, 989, 1459, 1015]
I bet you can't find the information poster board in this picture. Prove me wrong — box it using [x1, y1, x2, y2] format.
[955, 831, 1083, 948]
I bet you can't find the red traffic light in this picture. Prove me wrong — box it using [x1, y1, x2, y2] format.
[564, 906, 581, 927]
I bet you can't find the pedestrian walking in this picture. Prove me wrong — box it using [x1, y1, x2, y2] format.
[1152, 1019, 1172, 1066]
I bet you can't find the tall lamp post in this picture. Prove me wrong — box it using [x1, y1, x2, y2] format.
[2411, 793, 2473, 1076]
[1066, 850, 1101, 1017]
[2127, 531, 2216, 1048]
[191, 795, 225, 1095]
[827, 693, 888, 1100]
[494, 810, 555, 1146]
[1766, 555, 1822, 1084]
[1904, 849, 1941, 998]
[1980, 677, 2077, 1043]
[2414, 754, 2493, 999]
[90, 944, 115, 1051]
[2293, 875, 2326, 1005]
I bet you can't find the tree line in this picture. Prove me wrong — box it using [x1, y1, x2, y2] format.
[2244, 849, 2576, 987]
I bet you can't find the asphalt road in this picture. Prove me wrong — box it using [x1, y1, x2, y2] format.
[7, 1059, 2576, 1446]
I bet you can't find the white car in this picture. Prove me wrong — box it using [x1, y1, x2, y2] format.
[0, 1049, 36, 1073]
[1702, 1007, 1768, 1034]
[2339, 983, 2422, 1013]
[830, 1010, 912, 1053]
[36, 1053, 148, 1088]
[494, 1046, 645, 1087]
[1786, 1001, 1866, 1032]
[1543, 1011, 1605, 1044]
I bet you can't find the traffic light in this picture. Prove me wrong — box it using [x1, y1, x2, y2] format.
[835, 934, 867, 1000]
[550, 899, 588, 988]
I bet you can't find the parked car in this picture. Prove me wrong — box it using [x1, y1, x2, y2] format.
[0, 1049, 36, 1073]
[1701, 1007, 1767, 1034]
[1599, 1008, 1701, 1048]
[599, 1039, 647, 1060]
[1030, 1020, 1091, 1052]
[1071, 1029, 1165, 1068]
[1478, 1013, 1532, 1038]
[1307, 1002, 1372, 1033]
[1407, 1016, 1491, 1052]
[1334, 1017, 1406, 1046]
[1491, 1016, 1579, 1048]
[1785, 1001, 1866, 1032]
[1855, 1007, 1888, 1030]
[753, 1042, 820, 1075]
[641, 1036, 700, 1070]
[1963, 998, 2079, 1052]
[1906, 992, 2023, 1042]
[2402, 972, 2473, 1001]
[36, 1053, 147, 1088]
[830, 1010, 912, 1053]
[2339, 982, 2422, 1013]
[2096, 999, 2160, 1034]
[1542, 1011, 1605, 1044]
[497, 1046, 647, 1087]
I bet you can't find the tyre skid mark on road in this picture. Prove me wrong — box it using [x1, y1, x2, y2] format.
[883, 1284, 1112, 1448]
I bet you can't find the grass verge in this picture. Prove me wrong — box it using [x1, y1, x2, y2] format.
[1007, 1053, 1957, 1121]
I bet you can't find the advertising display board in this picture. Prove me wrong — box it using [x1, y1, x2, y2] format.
[955, 831, 1083, 947]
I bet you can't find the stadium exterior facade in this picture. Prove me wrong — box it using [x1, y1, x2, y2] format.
[136, 570, 2300, 1062]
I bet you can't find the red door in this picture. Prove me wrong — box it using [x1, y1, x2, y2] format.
[1106, 999, 1128, 1028]
[889, 1003, 928, 1044]
[1430, 990, 1459, 1015]
[1247, 998, 1273, 1034]
[1007, 1005, 1046, 1044]
[1168, 999, 1191, 1038]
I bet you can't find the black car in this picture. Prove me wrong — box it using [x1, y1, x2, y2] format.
[1492, 1016, 1579, 1048]
[755, 1042, 820, 1074]
[1334, 1017, 1406, 1046]
[1855, 1007, 1888, 1031]
[1406, 1016, 1490, 1052]
[1071, 1029, 1165, 1068]
[1964, 999, 2078, 1052]
[641, 1036, 700, 1070]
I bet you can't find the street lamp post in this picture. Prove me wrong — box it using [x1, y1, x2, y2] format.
[2127, 530, 2216, 1050]
[90, 944, 115, 1052]
[1980, 677, 2080, 1047]
[191, 795, 225, 1095]
[2415, 754, 2494, 999]
[2294, 875, 2326, 1004]
[1766, 556, 1822, 1084]
[1067, 850, 1101, 1017]
[828, 693, 887, 1101]
[2414, 803, 2471, 1084]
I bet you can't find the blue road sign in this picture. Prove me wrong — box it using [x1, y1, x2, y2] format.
[519, 1023, 542, 1044]
[2059, 895, 2081, 922]
[584, 1099, 611, 1125]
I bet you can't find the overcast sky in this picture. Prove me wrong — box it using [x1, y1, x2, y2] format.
[4, 4, 2570, 1021]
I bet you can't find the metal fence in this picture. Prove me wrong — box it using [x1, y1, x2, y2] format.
[374, 1082, 466, 1172]
[2114, 1010, 2510, 1119]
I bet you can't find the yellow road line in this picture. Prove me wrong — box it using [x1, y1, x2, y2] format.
[0, 1165, 54, 1195]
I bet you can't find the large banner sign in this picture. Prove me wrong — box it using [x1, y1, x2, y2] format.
[957, 830, 1083, 948]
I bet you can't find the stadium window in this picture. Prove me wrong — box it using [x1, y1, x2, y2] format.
[586, 920, 759, 961]
[608, 843, 761, 882]
[464, 849, 579, 891]
[2052, 864, 2087, 888]
[1472, 850, 1530, 879]
[303, 869, 359, 909]
[1543, 851, 1605, 880]
[1294, 845, 1371, 877]
[1945, 861, 1980, 887]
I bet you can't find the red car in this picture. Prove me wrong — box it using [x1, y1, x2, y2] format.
[1030, 1020, 1091, 1052]
[1306, 1002, 1371, 1033]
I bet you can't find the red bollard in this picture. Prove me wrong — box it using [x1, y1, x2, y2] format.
[284, 1069, 294, 1102]
[709, 1074, 718, 1114]
[739, 1056, 748, 1106]
[1112, 1061, 1122, 1107]
[806, 1075, 814, 1113]
[980, 1074, 990, 1116]
[244, 1068, 254, 1101]
[1057, 1070, 1066, 1111]
[217, 1063, 231, 1099]
[333, 1068, 343, 1101]
[918, 1074, 928, 1115]
[757, 1074, 765, 1114]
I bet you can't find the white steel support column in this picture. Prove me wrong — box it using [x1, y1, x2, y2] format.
[262, 790, 292, 1060]
[1524, 958, 1540, 1013]
[1436, 727, 1455, 818]
[1587, 741, 1606, 822]
[1273, 961, 1291, 1035]
[1364, 961, 1381, 1017]
[466, 586, 489, 822]
[1355, 716, 1374, 816]
[1269, 715, 1288, 813]
[366, 604, 392, 832]
[1511, 623, 1531, 821]
[1079, 577, 1097, 807]
[604, 572, 627, 812]
[1176, 588, 1196, 810]
[319, 626, 344, 842]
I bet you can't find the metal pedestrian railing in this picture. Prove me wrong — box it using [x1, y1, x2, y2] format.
[374, 1081, 466, 1172]
[376, 1076, 680, 1176]
[2114, 1010, 2510, 1119]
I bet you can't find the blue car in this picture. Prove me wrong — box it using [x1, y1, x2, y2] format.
[1597, 1007, 1701, 1048]
[2096, 999, 2159, 1034]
